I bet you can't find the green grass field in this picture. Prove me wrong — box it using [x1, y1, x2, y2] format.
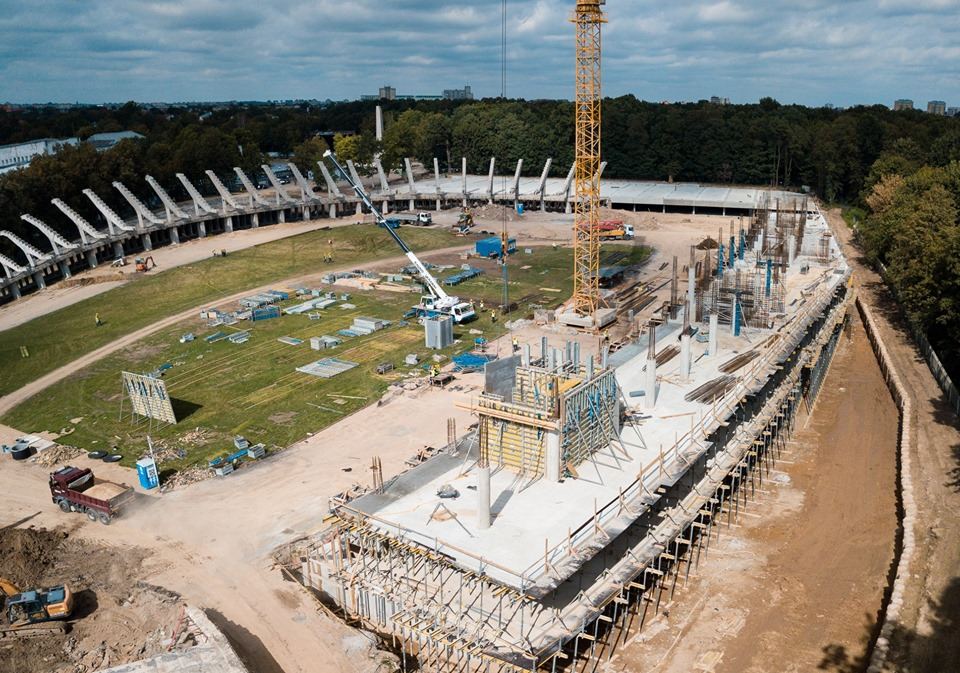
[1, 243, 651, 472]
[0, 224, 461, 396]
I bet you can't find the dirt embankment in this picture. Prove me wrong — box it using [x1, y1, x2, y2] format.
[613, 314, 899, 672]
[0, 527, 181, 673]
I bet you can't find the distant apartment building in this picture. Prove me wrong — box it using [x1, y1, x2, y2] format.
[362, 84, 473, 102]
[927, 100, 947, 115]
[893, 99, 914, 111]
[709, 96, 730, 105]
[443, 85, 474, 101]
[947, 107, 960, 118]
[0, 137, 78, 175]
[86, 130, 145, 151]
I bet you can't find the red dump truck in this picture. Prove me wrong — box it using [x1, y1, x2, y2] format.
[48, 466, 135, 525]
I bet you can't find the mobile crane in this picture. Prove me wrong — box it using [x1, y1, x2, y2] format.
[323, 151, 476, 323]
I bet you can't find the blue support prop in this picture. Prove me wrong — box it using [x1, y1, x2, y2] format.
[765, 258, 773, 297]
[733, 292, 742, 336]
[717, 243, 725, 277]
[729, 235, 736, 267]
[738, 229, 746, 260]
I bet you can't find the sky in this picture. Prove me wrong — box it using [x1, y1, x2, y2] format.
[0, 0, 958, 107]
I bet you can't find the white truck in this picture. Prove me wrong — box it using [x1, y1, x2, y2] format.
[390, 212, 433, 226]
[323, 151, 475, 323]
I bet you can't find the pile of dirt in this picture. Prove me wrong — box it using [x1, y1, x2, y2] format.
[0, 527, 182, 673]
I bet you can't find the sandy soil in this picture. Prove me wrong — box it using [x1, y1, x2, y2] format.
[826, 208, 960, 672]
[0, 218, 344, 333]
[0, 371, 482, 673]
[609, 313, 898, 673]
[0, 527, 181, 673]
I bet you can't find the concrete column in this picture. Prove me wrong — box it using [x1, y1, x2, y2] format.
[512, 159, 523, 207]
[522, 344, 531, 367]
[461, 157, 468, 208]
[587, 355, 594, 381]
[224, 216, 233, 233]
[488, 157, 496, 204]
[573, 342, 580, 367]
[681, 333, 691, 381]
[540, 336, 548, 363]
[10, 283, 21, 299]
[644, 358, 657, 408]
[788, 234, 796, 266]
[252, 212, 260, 228]
[58, 261, 72, 278]
[113, 241, 124, 259]
[33, 271, 46, 289]
[198, 221, 207, 238]
[86, 250, 98, 268]
[477, 465, 491, 530]
[356, 201, 363, 215]
[325, 205, 334, 220]
[709, 314, 719, 356]
[141, 233, 153, 250]
[546, 432, 561, 482]
[687, 264, 696, 319]
[278, 210, 286, 224]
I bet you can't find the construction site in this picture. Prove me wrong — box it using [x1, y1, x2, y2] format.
[2, 3, 958, 673]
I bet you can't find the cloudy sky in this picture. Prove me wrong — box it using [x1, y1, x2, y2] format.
[1, 0, 958, 107]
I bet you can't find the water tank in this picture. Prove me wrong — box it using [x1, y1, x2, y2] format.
[425, 315, 453, 349]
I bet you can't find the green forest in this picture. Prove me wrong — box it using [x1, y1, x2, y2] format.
[1, 98, 959, 372]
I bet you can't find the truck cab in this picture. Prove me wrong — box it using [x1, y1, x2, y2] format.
[416, 212, 433, 225]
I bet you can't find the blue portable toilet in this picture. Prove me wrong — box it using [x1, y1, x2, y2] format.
[516, 203, 525, 215]
[136, 458, 159, 490]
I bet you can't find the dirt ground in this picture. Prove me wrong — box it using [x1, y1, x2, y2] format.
[0, 370, 483, 673]
[826, 208, 960, 673]
[0, 527, 182, 673]
[608, 313, 899, 673]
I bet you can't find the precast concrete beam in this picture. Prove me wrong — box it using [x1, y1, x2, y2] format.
[84, 189, 134, 234]
[537, 158, 553, 210]
[512, 159, 523, 204]
[373, 158, 390, 194]
[286, 162, 317, 202]
[20, 214, 77, 255]
[234, 167, 269, 206]
[346, 160, 365, 214]
[260, 165, 296, 205]
[176, 173, 217, 215]
[0, 230, 48, 266]
[487, 157, 496, 203]
[145, 176, 189, 221]
[114, 181, 164, 229]
[205, 170, 241, 212]
[403, 158, 417, 210]
[0, 253, 26, 278]
[52, 198, 106, 245]
[317, 161, 343, 198]
[562, 162, 575, 214]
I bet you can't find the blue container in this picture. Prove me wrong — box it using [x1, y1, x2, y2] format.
[136, 458, 159, 490]
[475, 237, 517, 259]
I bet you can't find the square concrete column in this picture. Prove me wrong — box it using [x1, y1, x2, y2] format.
[170, 226, 180, 244]
[10, 283, 21, 299]
[33, 271, 46, 289]
[224, 216, 233, 233]
[113, 241, 124, 259]
[278, 210, 285, 224]
[198, 221, 207, 238]
[644, 358, 657, 408]
[86, 250, 98, 268]
[59, 261, 72, 278]
[709, 314, 719, 356]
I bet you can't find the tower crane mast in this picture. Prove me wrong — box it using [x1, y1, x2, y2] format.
[571, 0, 606, 319]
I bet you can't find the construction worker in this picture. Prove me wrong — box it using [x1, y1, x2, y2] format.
[512, 336, 519, 353]
[491, 311, 497, 324]
[479, 299, 485, 312]
[95, 312, 102, 327]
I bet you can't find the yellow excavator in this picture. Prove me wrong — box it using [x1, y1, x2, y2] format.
[0, 577, 74, 639]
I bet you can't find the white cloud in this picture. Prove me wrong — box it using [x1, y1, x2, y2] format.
[0, 0, 956, 107]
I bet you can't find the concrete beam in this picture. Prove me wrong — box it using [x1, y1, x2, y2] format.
[0, 230, 47, 266]
[404, 158, 417, 210]
[346, 160, 365, 214]
[512, 159, 523, 204]
[260, 165, 296, 205]
[317, 161, 343, 198]
[205, 170, 241, 212]
[286, 162, 317, 201]
[52, 198, 106, 245]
[562, 162, 575, 214]
[114, 181, 164, 229]
[176, 173, 217, 215]
[537, 158, 553, 210]
[234, 167, 270, 206]
[0, 253, 26, 277]
[145, 176, 189, 220]
[487, 157, 496, 203]
[83, 189, 134, 235]
[373, 158, 390, 193]
[20, 214, 77, 255]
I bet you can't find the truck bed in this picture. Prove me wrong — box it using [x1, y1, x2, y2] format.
[84, 483, 129, 502]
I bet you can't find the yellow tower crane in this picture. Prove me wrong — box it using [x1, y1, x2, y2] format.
[570, 0, 606, 320]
